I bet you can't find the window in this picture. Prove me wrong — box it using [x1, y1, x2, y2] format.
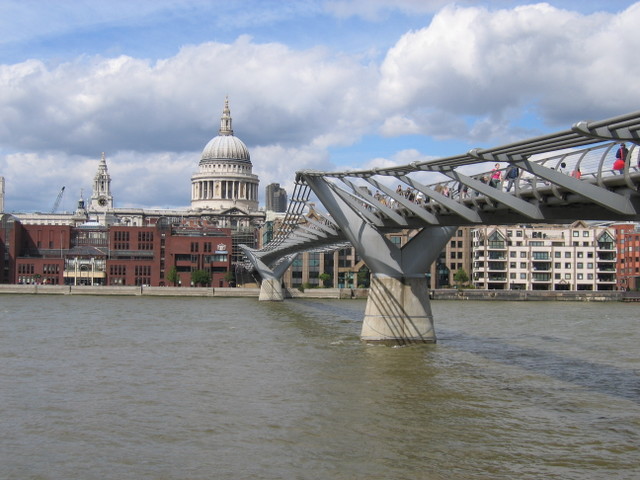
[573, 231, 579, 237]
[577, 273, 583, 280]
[554, 251, 561, 258]
[565, 263, 571, 269]
[520, 262, 527, 268]
[577, 262, 584, 269]
[554, 262, 561, 268]
[565, 252, 571, 258]
[583, 231, 589, 237]
[520, 252, 527, 258]
[577, 251, 584, 258]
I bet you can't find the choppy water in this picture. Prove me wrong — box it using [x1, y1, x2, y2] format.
[0, 295, 638, 479]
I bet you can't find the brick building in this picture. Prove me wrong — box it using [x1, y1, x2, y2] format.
[613, 222, 640, 291]
[1, 214, 232, 287]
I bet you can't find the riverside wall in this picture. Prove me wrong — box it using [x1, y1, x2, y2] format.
[0, 284, 637, 301]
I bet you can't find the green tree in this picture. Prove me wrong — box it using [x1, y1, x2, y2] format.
[318, 272, 331, 288]
[453, 268, 469, 288]
[223, 270, 235, 286]
[191, 269, 211, 287]
[167, 266, 179, 286]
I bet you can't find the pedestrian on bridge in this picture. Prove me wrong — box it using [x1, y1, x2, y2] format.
[504, 165, 519, 192]
[614, 143, 628, 173]
[490, 163, 502, 188]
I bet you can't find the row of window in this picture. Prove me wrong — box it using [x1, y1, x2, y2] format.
[478, 272, 601, 281]
[477, 261, 601, 269]
[17, 275, 59, 284]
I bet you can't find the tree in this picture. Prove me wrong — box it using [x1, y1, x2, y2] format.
[223, 270, 235, 287]
[453, 268, 469, 288]
[318, 272, 331, 288]
[167, 266, 179, 286]
[191, 269, 211, 287]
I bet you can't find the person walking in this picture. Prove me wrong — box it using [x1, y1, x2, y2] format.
[614, 143, 628, 173]
[504, 164, 519, 192]
[489, 163, 502, 188]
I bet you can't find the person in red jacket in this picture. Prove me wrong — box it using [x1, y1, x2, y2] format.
[614, 143, 628, 173]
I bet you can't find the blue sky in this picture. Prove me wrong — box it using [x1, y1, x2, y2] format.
[0, 0, 638, 212]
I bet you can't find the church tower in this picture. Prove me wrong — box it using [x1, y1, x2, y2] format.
[90, 152, 113, 212]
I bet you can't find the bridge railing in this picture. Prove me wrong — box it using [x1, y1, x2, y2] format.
[347, 140, 640, 213]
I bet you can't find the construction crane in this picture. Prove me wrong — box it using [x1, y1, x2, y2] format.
[51, 186, 65, 213]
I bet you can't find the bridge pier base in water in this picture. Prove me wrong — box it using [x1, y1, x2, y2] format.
[258, 277, 286, 301]
[362, 274, 435, 344]
[240, 246, 297, 302]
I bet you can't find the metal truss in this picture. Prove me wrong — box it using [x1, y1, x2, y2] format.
[246, 110, 640, 263]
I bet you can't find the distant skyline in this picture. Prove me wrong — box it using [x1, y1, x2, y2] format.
[1, 0, 638, 213]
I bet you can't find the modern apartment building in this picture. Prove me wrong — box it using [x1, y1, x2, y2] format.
[472, 221, 616, 290]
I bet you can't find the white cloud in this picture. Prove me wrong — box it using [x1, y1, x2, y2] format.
[0, 36, 376, 154]
[378, 2, 640, 140]
[2, 2, 639, 213]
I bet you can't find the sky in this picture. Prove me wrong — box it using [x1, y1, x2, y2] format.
[1, 0, 639, 213]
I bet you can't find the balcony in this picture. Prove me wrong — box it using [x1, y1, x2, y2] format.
[487, 274, 507, 282]
[597, 274, 616, 283]
[531, 273, 552, 282]
[487, 262, 507, 271]
[596, 264, 616, 272]
[532, 262, 551, 272]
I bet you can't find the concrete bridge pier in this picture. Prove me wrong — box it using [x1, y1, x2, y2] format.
[304, 176, 457, 344]
[362, 273, 436, 344]
[240, 246, 297, 301]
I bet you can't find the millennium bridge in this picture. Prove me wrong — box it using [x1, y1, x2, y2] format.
[242, 110, 640, 344]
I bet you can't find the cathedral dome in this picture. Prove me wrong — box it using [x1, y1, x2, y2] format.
[200, 97, 251, 165]
[201, 135, 250, 163]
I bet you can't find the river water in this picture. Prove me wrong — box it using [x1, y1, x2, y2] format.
[0, 295, 638, 480]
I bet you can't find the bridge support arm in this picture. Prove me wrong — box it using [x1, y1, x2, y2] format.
[240, 246, 297, 301]
[303, 175, 456, 343]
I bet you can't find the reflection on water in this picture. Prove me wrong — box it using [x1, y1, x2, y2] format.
[0, 296, 638, 480]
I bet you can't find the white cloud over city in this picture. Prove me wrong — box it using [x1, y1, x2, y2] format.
[0, 0, 638, 212]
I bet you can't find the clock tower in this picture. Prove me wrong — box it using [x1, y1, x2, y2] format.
[90, 152, 113, 211]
